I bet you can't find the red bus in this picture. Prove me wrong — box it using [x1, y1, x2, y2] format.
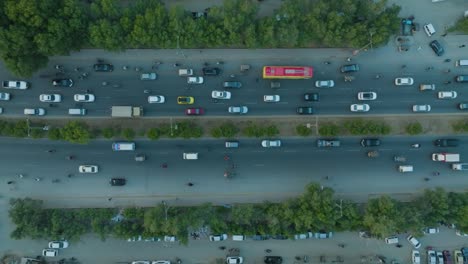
[262, 66, 313, 79]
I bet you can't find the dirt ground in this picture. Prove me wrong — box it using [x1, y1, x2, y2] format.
[16, 115, 466, 138]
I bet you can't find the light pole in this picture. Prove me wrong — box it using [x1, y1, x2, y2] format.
[162, 200, 169, 221]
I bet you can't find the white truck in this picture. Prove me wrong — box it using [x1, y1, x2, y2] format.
[2, 80, 29, 89]
[178, 69, 193, 76]
[111, 106, 142, 117]
[431, 153, 460, 162]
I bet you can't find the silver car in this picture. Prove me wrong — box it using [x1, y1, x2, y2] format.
[412, 104, 431, 112]
[228, 106, 248, 114]
[315, 80, 335, 88]
[261, 139, 281, 148]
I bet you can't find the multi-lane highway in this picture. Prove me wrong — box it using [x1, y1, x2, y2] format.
[0, 49, 467, 117]
[2, 137, 467, 208]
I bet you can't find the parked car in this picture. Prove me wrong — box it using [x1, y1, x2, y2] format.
[261, 140, 281, 148]
[185, 107, 204, 115]
[163, 236, 176, 242]
[177, 96, 194, 105]
[434, 138, 459, 147]
[152, 261, 170, 264]
[438, 91, 457, 99]
[443, 250, 452, 263]
[0, 92, 10, 101]
[24, 108, 45, 116]
[40, 94, 62, 102]
[228, 106, 248, 114]
[407, 235, 421, 248]
[209, 234, 228, 241]
[340, 64, 360, 73]
[42, 249, 58, 257]
[187, 77, 204, 84]
[357, 92, 377, 100]
[110, 178, 126, 186]
[74, 94, 95, 102]
[211, 90, 231, 99]
[296, 106, 314, 115]
[436, 252, 444, 264]
[361, 138, 380, 147]
[79, 165, 99, 173]
[304, 93, 319, 101]
[454, 250, 463, 264]
[412, 250, 421, 264]
[315, 80, 335, 88]
[429, 40, 444, 56]
[294, 233, 311, 240]
[48, 241, 69, 249]
[395, 77, 414, 86]
[93, 63, 114, 72]
[226, 256, 243, 264]
[264, 256, 282, 264]
[427, 250, 436, 264]
[148, 95, 165, 103]
[350, 104, 370, 112]
[203, 67, 221, 76]
[314, 231, 333, 239]
[422, 227, 440, 234]
[52, 78, 73, 87]
[223, 81, 242, 88]
[412, 104, 431, 112]
[264, 95, 280, 102]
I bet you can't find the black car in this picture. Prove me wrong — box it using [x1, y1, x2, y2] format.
[459, 103, 468, 110]
[340, 64, 360, 73]
[52, 78, 73, 87]
[456, 75, 468, 83]
[434, 138, 459, 147]
[252, 234, 269, 240]
[304, 93, 319, 101]
[271, 234, 288, 240]
[296, 107, 314, 115]
[93, 63, 114, 72]
[223, 81, 242, 88]
[264, 256, 283, 264]
[360, 138, 381, 147]
[202, 67, 221, 76]
[110, 178, 126, 186]
[429, 40, 444, 56]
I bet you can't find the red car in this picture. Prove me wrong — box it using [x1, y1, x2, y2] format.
[185, 107, 204, 115]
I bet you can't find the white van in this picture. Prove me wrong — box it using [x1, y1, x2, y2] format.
[112, 142, 136, 151]
[68, 108, 86, 115]
[385, 236, 399, 244]
[398, 165, 414, 173]
[183, 153, 198, 160]
[456, 60, 468, 67]
[423, 23, 436, 37]
[232, 235, 245, 241]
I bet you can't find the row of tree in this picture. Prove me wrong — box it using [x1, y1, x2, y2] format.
[9, 184, 467, 245]
[0, 0, 401, 76]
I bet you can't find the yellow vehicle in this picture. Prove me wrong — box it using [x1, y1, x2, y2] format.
[177, 96, 194, 105]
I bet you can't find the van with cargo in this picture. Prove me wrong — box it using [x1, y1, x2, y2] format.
[112, 142, 136, 151]
[456, 60, 468, 67]
[68, 108, 86, 115]
[432, 153, 460, 162]
[423, 23, 436, 37]
[183, 153, 198, 160]
[398, 165, 414, 173]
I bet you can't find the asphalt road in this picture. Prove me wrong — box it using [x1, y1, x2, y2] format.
[1, 136, 467, 209]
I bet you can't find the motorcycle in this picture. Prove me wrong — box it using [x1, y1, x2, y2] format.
[67, 155, 74, 160]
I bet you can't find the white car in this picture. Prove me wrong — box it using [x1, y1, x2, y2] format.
[187, 76, 204, 84]
[211, 90, 231, 99]
[436, 252, 444, 264]
[261, 139, 281, 148]
[412, 250, 420, 264]
[209, 234, 228, 241]
[315, 80, 334, 88]
[412, 104, 431, 112]
[350, 104, 370, 112]
[151, 261, 171, 264]
[39, 94, 62, 102]
[438, 91, 457, 99]
[422, 227, 439, 234]
[131, 261, 150, 264]
[0, 92, 10, 101]
[357, 92, 377, 101]
[407, 235, 421, 248]
[264, 95, 280, 102]
[140, 73, 157, 80]
[427, 250, 436, 264]
[148, 95, 165, 103]
[48, 241, 69, 249]
[395, 77, 414, 86]
[42, 249, 58, 257]
[228, 106, 248, 114]
[24, 108, 45, 116]
[163, 236, 176, 242]
[2, 80, 29, 89]
[456, 230, 467, 236]
[226, 256, 244, 264]
[79, 165, 99, 173]
[74, 94, 95, 102]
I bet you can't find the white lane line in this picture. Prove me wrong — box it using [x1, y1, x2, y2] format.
[254, 164, 265, 167]
[284, 150, 297, 153]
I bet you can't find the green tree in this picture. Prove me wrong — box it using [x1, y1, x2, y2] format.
[265, 125, 279, 137]
[60, 121, 91, 144]
[102, 127, 115, 139]
[416, 188, 449, 225]
[147, 128, 160, 140]
[211, 122, 239, 138]
[122, 128, 135, 140]
[319, 123, 339, 136]
[296, 124, 312, 136]
[47, 128, 62, 140]
[363, 196, 401, 238]
[243, 122, 264, 137]
[406, 122, 423, 135]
